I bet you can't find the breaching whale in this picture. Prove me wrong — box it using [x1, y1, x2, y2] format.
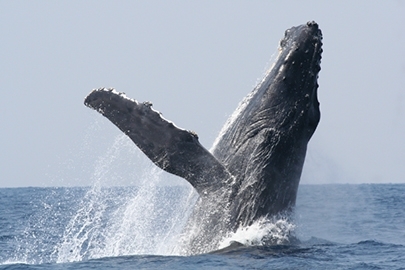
[84, 21, 322, 254]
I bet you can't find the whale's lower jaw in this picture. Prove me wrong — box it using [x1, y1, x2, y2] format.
[84, 21, 322, 254]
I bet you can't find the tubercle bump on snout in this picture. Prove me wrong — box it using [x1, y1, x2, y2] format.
[306, 21, 318, 29]
[280, 21, 323, 51]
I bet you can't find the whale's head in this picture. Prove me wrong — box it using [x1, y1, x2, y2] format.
[214, 21, 322, 155]
[266, 21, 322, 139]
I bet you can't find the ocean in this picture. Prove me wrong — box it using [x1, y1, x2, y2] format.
[1, 183, 404, 269]
[0, 184, 405, 269]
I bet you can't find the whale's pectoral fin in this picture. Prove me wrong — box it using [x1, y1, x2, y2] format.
[84, 88, 232, 194]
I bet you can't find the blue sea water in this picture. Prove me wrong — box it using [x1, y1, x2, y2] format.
[1, 184, 404, 269]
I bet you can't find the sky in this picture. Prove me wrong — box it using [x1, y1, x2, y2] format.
[1, 1, 404, 187]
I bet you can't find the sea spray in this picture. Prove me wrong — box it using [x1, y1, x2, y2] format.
[88, 170, 198, 258]
[54, 135, 135, 262]
[54, 134, 197, 262]
[4, 187, 82, 264]
[218, 217, 296, 249]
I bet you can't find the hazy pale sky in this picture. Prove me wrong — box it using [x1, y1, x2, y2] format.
[1, 1, 404, 187]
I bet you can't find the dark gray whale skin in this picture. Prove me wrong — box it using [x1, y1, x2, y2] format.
[84, 21, 322, 253]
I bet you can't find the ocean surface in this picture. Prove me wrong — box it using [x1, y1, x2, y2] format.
[1, 184, 404, 269]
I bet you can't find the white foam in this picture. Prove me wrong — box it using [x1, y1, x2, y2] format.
[218, 217, 296, 249]
[52, 134, 198, 263]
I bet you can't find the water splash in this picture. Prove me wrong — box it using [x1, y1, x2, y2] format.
[53, 135, 198, 263]
[218, 217, 296, 249]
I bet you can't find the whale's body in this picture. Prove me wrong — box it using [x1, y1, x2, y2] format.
[84, 22, 322, 254]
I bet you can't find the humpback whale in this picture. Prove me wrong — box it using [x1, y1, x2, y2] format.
[84, 21, 322, 254]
